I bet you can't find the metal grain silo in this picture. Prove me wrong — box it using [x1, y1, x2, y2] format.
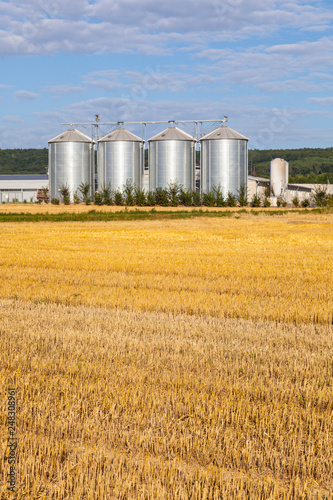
[148, 127, 196, 191]
[200, 126, 248, 195]
[48, 129, 95, 201]
[97, 128, 144, 191]
[270, 158, 289, 197]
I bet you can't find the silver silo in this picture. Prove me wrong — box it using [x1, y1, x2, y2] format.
[270, 158, 289, 197]
[97, 128, 145, 191]
[48, 129, 95, 201]
[200, 126, 248, 195]
[148, 126, 196, 191]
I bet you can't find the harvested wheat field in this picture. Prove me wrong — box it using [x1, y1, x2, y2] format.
[1, 211, 333, 498]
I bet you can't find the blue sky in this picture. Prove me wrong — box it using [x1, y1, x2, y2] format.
[0, 0, 333, 149]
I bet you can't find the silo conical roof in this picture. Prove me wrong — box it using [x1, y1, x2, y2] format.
[98, 128, 144, 143]
[200, 126, 248, 141]
[148, 126, 195, 142]
[48, 129, 94, 143]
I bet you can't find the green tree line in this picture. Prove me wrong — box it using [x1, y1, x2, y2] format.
[0, 148, 48, 175]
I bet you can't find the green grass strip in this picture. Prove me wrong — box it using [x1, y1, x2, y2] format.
[0, 207, 331, 222]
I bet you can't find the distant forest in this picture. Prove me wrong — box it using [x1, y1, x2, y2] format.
[0, 149, 48, 175]
[0, 147, 333, 184]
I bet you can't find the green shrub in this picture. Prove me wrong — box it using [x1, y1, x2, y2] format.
[202, 191, 215, 207]
[155, 187, 169, 206]
[123, 179, 135, 206]
[192, 191, 201, 207]
[59, 184, 71, 205]
[167, 181, 181, 206]
[51, 198, 60, 205]
[226, 191, 237, 207]
[277, 197, 287, 207]
[311, 185, 328, 207]
[100, 183, 112, 205]
[179, 188, 192, 206]
[292, 196, 299, 208]
[134, 187, 147, 206]
[78, 182, 91, 205]
[301, 198, 310, 208]
[327, 194, 333, 207]
[212, 184, 225, 207]
[94, 191, 103, 205]
[114, 191, 124, 206]
[251, 194, 261, 207]
[237, 183, 248, 207]
[146, 191, 156, 206]
[73, 190, 80, 204]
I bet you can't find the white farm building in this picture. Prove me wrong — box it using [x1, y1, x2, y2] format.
[0, 175, 48, 203]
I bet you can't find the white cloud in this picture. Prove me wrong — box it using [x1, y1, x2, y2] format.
[0, 0, 332, 56]
[256, 78, 325, 94]
[83, 67, 221, 96]
[88, 0, 333, 34]
[308, 97, 333, 106]
[14, 90, 39, 99]
[43, 84, 85, 95]
[196, 37, 333, 95]
[2, 115, 24, 123]
[0, 19, 178, 56]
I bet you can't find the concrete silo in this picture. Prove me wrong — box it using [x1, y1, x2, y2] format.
[200, 126, 248, 195]
[148, 126, 196, 191]
[270, 158, 289, 197]
[48, 129, 95, 201]
[97, 127, 145, 191]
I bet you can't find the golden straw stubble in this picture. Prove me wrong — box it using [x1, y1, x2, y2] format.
[0, 212, 332, 498]
[0, 214, 331, 324]
[0, 300, 332, 497]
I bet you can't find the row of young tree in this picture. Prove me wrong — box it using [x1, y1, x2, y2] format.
[52, 181, 249, 207]
[51, 181, 333, 208]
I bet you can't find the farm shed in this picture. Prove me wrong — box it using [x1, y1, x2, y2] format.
[0, 175, 48, 203]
